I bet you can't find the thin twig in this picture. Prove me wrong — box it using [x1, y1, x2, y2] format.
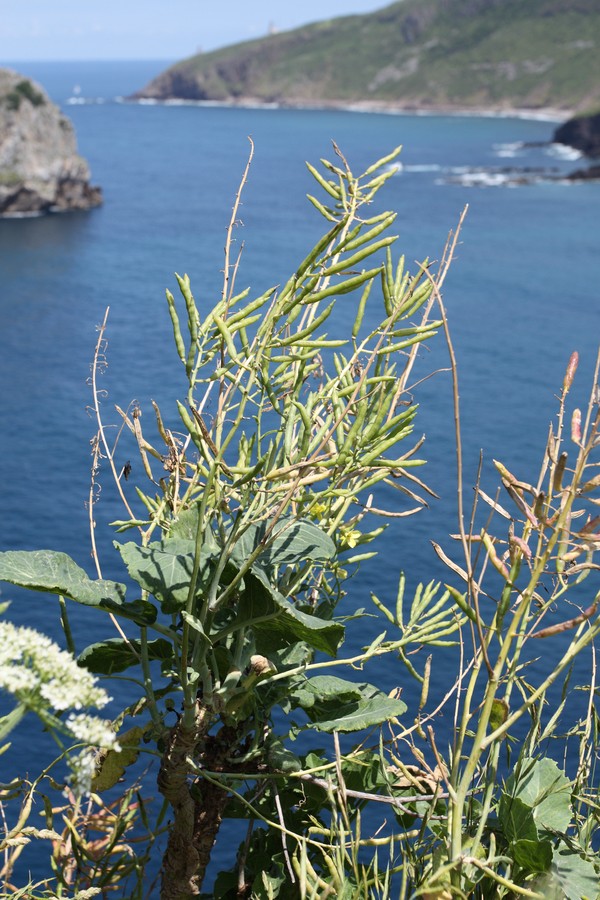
[90, 309, 139, 531]
[89, 308, 140, 649]
[274, 784, 296, 883]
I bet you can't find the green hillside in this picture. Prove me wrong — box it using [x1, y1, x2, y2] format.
[135, 0, 600, 113]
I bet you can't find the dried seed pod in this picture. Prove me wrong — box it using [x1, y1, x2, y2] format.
[552, 451, 568, 493]
[563, 350, 579, 393]
[248, 655, 277, 680]
[571, 408, 582, 443]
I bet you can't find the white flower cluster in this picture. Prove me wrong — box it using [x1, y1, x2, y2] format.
[67, 749, 101, 799]
[66, 712, 120, 748]
[0, 621, 109, 711]
[0, 621, 120, 796]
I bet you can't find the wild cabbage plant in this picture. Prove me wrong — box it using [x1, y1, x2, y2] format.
[0, 144, 458, 898]
[2, 145, 599, 900]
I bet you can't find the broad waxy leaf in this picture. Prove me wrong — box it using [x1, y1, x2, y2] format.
[112, 597, 158, 625]
[498, 795, 537, 844]
[166, 508, 335, 573]
[307, 696, 407, 733]
[503, 757, 572, 834]
[511, 838, 553, 873]
[115, 539, 217, 613]
[230, 516, 336, 573]
[240, 569, 344, 656]
[253, 605, 343, 657]
[167, 506, 203, 542]
[265, 737, 302, 774]
[167, 507, 221, 551]
[551, 849, 600, 900]
[338, 754, 387, 794]
[290, 675, 406, 732]
[291, 674, 368, 708]
[78, 637, 174, 674]
[0, 549, 126, 608]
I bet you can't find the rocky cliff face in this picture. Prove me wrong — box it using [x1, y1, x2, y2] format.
[0, 68, 102, 217]
[553, 112, 600, 158]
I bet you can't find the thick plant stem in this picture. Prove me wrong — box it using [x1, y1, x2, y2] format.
[158, 702, 212, 899]
[192, 765, 233, 887]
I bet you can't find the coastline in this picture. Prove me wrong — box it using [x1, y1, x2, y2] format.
[130, 94, 571, 124]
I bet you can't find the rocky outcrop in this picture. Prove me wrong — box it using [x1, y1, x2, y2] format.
[553, 112, 600, 158]
[0, 68, 102, 217]
[566, 163, 600, 180]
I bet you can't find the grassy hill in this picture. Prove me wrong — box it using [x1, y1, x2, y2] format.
[134, 0, 600, 113]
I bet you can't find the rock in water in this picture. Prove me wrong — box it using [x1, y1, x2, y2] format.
[553, 112, 600, 159]
[0, 68, 102, 216]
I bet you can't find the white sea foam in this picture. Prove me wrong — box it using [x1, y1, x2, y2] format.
[443, 167, 547, 187]
[1, 210, 44, 218]
[546, 142, 582, 161]
[66, 96, 106, 105]
[404, 164, 442, 172]
[450, 171, 517, 187]
[492, 141, 526, 158]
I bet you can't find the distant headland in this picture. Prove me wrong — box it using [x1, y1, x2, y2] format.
[132, 0, 600, 120]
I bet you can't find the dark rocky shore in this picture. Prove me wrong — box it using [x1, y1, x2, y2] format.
[554, 112, 600, 159]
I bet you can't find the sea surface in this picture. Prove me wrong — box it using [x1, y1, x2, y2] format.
[1, 60, 600, 888]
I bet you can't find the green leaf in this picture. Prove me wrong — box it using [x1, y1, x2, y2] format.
[109, 598, 157, 625]
[504, 758, 572, 833]
[489, 698, 509, 732]
[290, 676, 406, 732]
[238, 570, 344, 656]
[181, 610, 209, 639]
[308, 696, 407, 732]
[115, 539, 215, 613]
[231, 516, 335, 573]
[167, 507, 221, 550]
[270, 642, 313, 669]
[498, 795, 537, 844]
[78, 638, 174, 674]
[551, 849, 600, 900]
[167, 506, 201, 541]
[255, 867, 288, 900]
[291, 674, 366, 708]
[512, 838, 553, 873]
[338, 753, 387, 794]
[0, 550, 126, 608]
[253, 603, 344, 657]
[265, 737, 302, 774]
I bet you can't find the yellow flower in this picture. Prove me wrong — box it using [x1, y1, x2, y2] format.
[310, 501, 328, 520]
[340, 528, 361, 549]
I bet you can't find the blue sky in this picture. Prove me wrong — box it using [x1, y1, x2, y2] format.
[0, 1, 389, 61]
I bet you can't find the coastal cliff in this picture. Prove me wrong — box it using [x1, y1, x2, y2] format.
[0, 68, 102, 217]
[133, 0, 600, 115]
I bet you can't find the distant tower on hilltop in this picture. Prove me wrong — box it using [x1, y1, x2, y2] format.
[268, 21, 279, 36]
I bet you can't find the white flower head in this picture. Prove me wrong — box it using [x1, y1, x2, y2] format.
[66, 713, 121, 751]
[0, 621, 111, 712]
[0, 621, 119, 797]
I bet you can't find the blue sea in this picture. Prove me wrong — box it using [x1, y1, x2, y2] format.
[1, 60, 599, 888]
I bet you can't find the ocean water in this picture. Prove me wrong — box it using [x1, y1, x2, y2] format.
[1, 60, 600, 887]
